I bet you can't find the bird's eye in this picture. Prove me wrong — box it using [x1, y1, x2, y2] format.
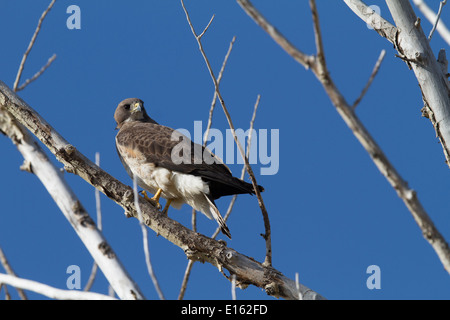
[124, 104, 130, 110]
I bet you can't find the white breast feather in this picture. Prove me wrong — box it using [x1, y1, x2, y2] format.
[118, 139, 214, 220]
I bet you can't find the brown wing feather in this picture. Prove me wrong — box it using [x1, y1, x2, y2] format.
[116, 122, 229, 174]
[116, 121, 263, 199]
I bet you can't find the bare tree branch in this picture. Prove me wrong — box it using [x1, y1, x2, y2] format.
[179, 95, 261, 300]
[295, 272, 303, 300]
[177, 259, 194, 300]
[0, 273, 116, 300]
[212, 94, 261, 239]
[0, 80, 324, 300]
[353, 49, 386, 109]
[384, 1, 450, 162]
[179, 36, 237, 300]
[413, 0, 450, 44]
[345, 1, 450, 170]
[133, 174, 165, 300]
[238, 0, 450, 274]
[0, 283, 11, 300]
[231, 274, 237, 300]
[0, 246, 28, 300]
[237, 0, 315, 69]
[16, 54, 57, 92]
[427, 0, 447, 40]
[342, 0, 398, 43]
[84, 152, 102, 292]
[181, 0, 272, 267]
[13, 0, 56, 92]
[204, 36, 236, 145]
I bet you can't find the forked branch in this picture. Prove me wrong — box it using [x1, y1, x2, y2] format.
[181, 0, 272, 267]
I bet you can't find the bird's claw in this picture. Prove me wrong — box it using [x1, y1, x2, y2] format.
[140, 190, 162, 210]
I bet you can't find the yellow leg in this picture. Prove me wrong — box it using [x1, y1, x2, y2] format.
[151, 188, 162, 203]
[162, 199, 172, 215]
[141, 189, 162, 210]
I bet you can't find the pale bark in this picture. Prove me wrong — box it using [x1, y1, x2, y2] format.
[0, 104, 145, 300]
[344, 0, 450, 168]
[0, 273, 116, 300]
[412, 0, 450, 45]
[343, 0, 450, 272]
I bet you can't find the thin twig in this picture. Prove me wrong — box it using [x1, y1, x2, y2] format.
[353, 50, 386, 109]
[16, 54, 56, 92]
[311, 0, 326, 78]
[237, 0, 315, 68]
[231, 274, 237, 300]
[181, 0, 272, 267]
[94, 152, 103, 231]
[0, 106, 145, 299]
[0, 273, 116, 300]
[0, 80, 324, 300]
[133, 174, 165, 300]
[179, 36, 238, 300]
[295, 272, 303, 300]
[204, 36, 236, 145]
[13, 0, 56, 91]
[190, 209, 197, 234]
[211, 95, 261, 239]
[185, 95, 260, 299]
[0, 246, 28, 300]
[412, 0, 450, 45]
[177, 259, 194, 300]
[342, 0, 398, 44]
[84, 152, 102, 292]
[428, 0, 447, 40]
[198, 15, 215, 39]
[191, 35, 237, 233]
[0, 283, 11, 300]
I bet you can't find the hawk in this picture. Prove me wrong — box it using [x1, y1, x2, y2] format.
[114, 98, 264, 239]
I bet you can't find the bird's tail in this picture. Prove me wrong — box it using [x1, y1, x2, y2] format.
[203, 194, 232, 239]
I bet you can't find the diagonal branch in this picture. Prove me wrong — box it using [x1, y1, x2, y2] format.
[0, 246, 28, 300]
[237, 0, 315, 69]
[181, 0, 272, 267]
[346, 0, 450, 171]
[133, 174, 165, 300]
[13, 0, 56, 92]
[0, 80, 324, 300]
[342, 0, 398, 43]
[353, 49, 386, 109]
[179, 36, 237, 300]
[84, 153, 102, 292]
[413, 0, 450, 45]
[178, 95, 261, 300]
[212, 94, 262, 239]
[238, 0, 450, 274]
[427, 0, 447, 41]
[16, 54, 57, 92]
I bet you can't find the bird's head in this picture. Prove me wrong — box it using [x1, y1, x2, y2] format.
[114, 98, 150, 129]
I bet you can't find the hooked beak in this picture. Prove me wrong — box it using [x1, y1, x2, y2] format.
[131, 102, 142, 113]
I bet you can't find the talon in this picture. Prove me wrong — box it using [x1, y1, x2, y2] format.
[141, 189, 162, 210]
[162, 199, 172, 216]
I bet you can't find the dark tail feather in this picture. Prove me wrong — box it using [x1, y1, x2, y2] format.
[204, 194, 232, 239]
[196, 171, 264, 199]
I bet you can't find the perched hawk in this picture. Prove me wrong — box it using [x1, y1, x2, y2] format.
[114, 98, 264, 239]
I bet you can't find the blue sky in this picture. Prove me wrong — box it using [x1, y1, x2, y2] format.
[1, 1, 450, 300]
